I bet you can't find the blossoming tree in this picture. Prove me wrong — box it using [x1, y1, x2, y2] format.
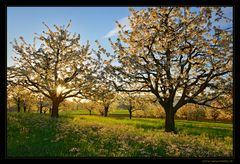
[99, 7, 232, 132]
[8, 21, 99, 117]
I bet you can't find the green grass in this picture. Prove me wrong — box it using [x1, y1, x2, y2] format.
[110, 109, 129, 115]
[61, 109, 98, 116]
[7, 111, 233, 157]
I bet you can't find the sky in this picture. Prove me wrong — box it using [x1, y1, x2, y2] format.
[7, 7, 134, 66]
[7, 7, 233, 67]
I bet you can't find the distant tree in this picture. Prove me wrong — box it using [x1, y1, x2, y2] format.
[21, 90, 37, 113]
[214, 94, 233, 117]
[7, 83, 39, 113]
[90, 85, 116, 117]
[208, 94, 232, 121]
[60, 100, 76, 111]
[7, 85, 29, 112]
[80, 101, 96, 115]
[142, 100, 165, 118]
[187, 105, 206, 121]
[37, 94, 51, 114]
[117, 93, 143, 119]
[38, 95, 44, 114]
[117, 93, 159, 119]
[82, 85, 115, 117]
[177, 104, 205, 121]
[7, 21, 99, 118]
[209, 108, 220, 122]
[98, 7, 232, 132]
[176, 106, 189, 120]
[72, 98, 82, 110]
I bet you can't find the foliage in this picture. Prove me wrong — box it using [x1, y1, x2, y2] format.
[208, 108, 220, 121]
[186, 105, 206, 121]
[176, 104, 206, 121]
[117, 93, 147, 119]
[80, 100, 98, 115]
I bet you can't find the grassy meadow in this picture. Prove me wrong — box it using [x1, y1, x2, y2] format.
[7, 111, 233, 158]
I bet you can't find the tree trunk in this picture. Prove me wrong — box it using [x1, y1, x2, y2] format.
[51, 100, 60, 118]
[164, 105, 176, 133]
[23, 103, 27, 112]
[129, 107, 132, 119]
[40, 104, 43, 114]
[104, 106, 108, 117]
[89, 110, 92, 115]
[17, 98, 21, 113]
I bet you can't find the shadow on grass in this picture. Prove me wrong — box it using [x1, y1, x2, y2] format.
[176, 124, 232, 139]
